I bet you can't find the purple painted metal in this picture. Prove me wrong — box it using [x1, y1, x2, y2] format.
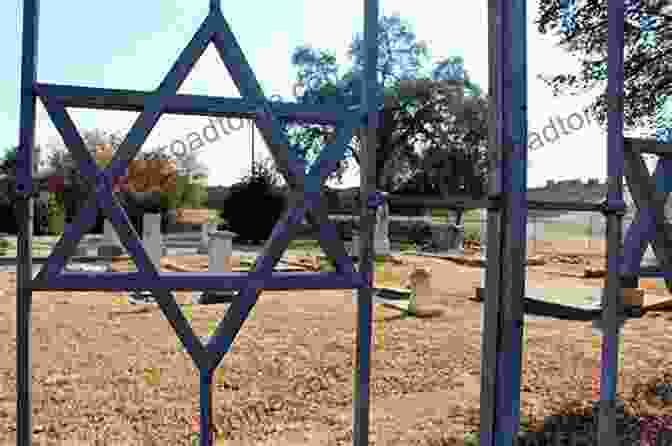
[483, 0, 529, 444]
[622, 160, 668, 276]
[34, 83, 350, 125]
[598, 0, 627, 445]
[20, 3, 364, 445]
[16, 0, 40, 443]
[31, 271, 365, 291]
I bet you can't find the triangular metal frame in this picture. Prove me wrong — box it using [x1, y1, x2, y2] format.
[18, 1, 380, 445]
[622, 140, 672, 290]
[34, 2, 362, 372]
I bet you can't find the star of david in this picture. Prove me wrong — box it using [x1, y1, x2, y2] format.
[35, 6, 366, 371]
[622, 141, 672, 291]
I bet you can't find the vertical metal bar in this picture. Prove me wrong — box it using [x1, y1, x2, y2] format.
[17, 0, 39, 196]
[599, 0, 625, 444]
[17, 1, 40, 445]
[481, 0, 528, 444]
[480, 0, 503, 443]
[353, 0, 378, 445]
[199, 370, 214, 446]
[492, 0, 528, 444]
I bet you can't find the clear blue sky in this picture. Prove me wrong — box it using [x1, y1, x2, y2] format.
[3, 0, 642, 188]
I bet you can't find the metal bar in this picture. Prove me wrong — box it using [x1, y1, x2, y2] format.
[387, 194, 606, 213]
[353, 1, 377, 444]
[0, 253, 158, 266]
[34, 83, 348, 125]
[621, 159, 666, 276]
[486, 0, 529, 444]
[625, 137, 672, 156]
[16, 1, 40, 445]
[624, 146, 672, 288]
[598, 0, 626, 444]
[31, 271, 363, 292]
[479, 0, 503, 442]
[527, 200, 603, 212]
[387, 195, 493, 209]
[16, 2, 39, 195]
[199, 370, 214, 446]
[621, 210, 650, 276]
[636, 269, 672, 278]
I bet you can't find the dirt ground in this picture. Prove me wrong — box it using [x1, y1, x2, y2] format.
[1, 238, 672, 445]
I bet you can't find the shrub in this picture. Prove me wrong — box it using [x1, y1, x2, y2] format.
[220, 174, 286, 244]
[160, 174, 207, 211]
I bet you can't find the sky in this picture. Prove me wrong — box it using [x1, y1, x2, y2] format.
[2, 0, 646, 189]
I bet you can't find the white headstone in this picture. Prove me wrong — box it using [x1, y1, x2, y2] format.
[351, 232, 360, 257]
[374, 193, 390, 256]
[143, 213, 163, 269]
[526, 218, 544, 241]
[198, 222, 217, 254]
[209, 231, 236, 273]
[591, 214, 604, 239]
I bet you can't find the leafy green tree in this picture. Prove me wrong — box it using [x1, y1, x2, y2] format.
[286, 13, 488, 195]
[535, 0, 670, 132]
[287, 14, 430, 186]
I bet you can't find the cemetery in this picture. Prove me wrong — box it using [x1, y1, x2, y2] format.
[3, 0, 672, 445]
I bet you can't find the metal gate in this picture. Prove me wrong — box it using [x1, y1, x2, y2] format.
[16, 1, 381, 445]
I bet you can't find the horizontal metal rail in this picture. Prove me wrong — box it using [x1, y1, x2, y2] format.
[385, 194, 608, 213]
[31, 271, 367, 291]
[624, 137, 672, 156]
[0, 255, 122, 265]
[35, 83, 352, 126]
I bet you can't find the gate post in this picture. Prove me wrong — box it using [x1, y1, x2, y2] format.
[17, 0, 40, 445]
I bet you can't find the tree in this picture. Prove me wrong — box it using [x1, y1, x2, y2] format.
[395, 81, 489, 198]
[287, 13, 488, 195]
[286, 13, 430, 188]
[45, 129, 187, 231]
[535, 0, 671, 133]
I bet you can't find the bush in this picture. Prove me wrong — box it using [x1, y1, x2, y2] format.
[220, 175, 286, 244]
[160, 175, 207, 210]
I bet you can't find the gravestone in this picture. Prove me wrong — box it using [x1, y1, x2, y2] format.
[526, 217, 544, 255]
[527, 218, 544, 242]
[143, 213, 163, 269]
[351, 230, 359, 257]
[209, 230, 236, 273]
[374, 192, 391, 256]
[193, 230, 238, 305]
[98, 220, 124, 257]
[198, 222, 217, 254]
